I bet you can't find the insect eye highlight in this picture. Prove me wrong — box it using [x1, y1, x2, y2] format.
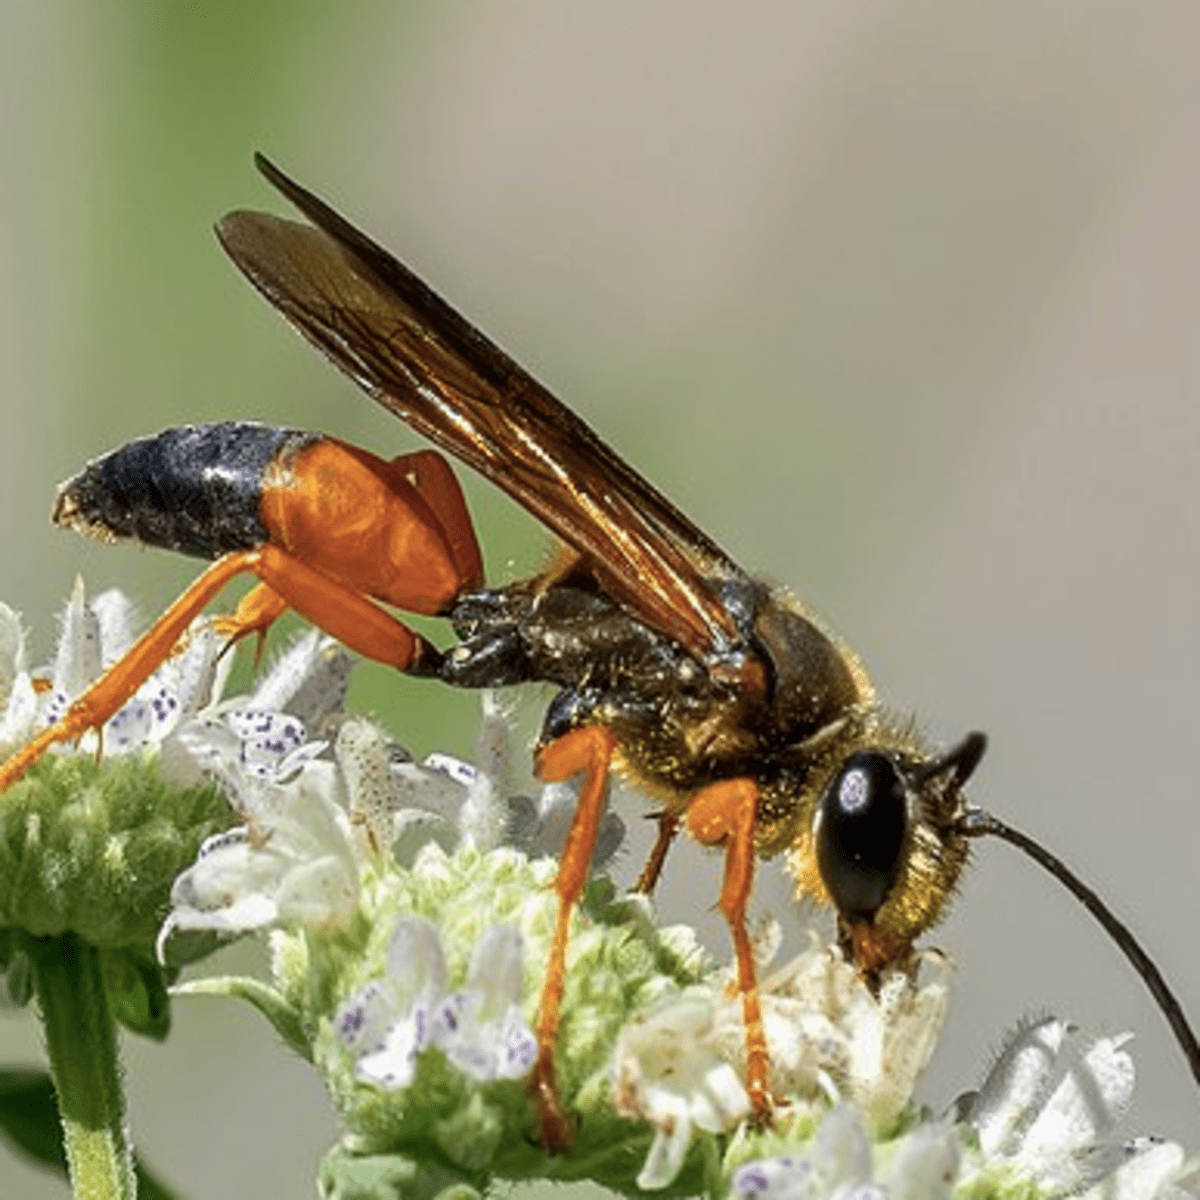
[816, 751, 908, 920]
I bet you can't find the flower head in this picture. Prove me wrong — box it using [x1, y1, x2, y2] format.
[0, 585, 231, 960]
[957, 1017, 1192, 1199]
[611, 930, 951, 1188]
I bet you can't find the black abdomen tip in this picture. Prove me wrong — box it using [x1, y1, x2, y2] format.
[54, 422, 319, 560]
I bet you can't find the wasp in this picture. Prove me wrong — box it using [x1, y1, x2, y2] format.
[2, 155, 1197, 1145]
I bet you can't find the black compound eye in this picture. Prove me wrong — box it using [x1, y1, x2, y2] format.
[815, 751, 908, 920]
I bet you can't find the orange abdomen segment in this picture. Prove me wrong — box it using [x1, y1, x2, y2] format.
[260, 437, 480, 615]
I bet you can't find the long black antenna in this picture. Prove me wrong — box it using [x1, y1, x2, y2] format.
[960, 806, 1200, 1092]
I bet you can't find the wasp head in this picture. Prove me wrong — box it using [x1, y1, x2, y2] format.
[787, 730, 987, 978]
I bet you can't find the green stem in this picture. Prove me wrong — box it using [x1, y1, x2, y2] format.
[30, 933, 136, 1200]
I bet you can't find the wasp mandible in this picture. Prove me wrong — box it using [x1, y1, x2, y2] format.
[2, 155, 1196, 1146]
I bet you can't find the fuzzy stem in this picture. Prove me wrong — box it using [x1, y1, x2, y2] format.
[30, 932, 136, 1200]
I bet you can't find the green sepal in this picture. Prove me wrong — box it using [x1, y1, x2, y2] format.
[0, 753, 230, 960]
[318, 1141, 482, 1200]
[102, 948, 173, 1041]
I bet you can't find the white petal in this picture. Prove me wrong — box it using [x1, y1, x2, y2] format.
[429, 925, 535, 1082]
[732, 1155, 821, 1200]
[150, 622, 226, 720]
[52, 577, 101, 699]
[357, 1006, 433, 1091]
[432, 992, 494, 1079]
[810, 1105, 872, 1193]
[273, 855, 358, 926]
[0, 671, 39, 747]
[103, 698, 155, 751]
[226, 707, 308, 775]
[391, 761, 468, 823]
[636, 1088, 692, 1190]
[688, 1061, 751, 1133]
[334, 979, 402, 1056]
[252, 630, 352, 727]
[473, 691, 512, 793]
[969, 1016, 1072, 1157]
[0, 601, 26, 708]
[156, 891, 280, 960]
[1018, 1032, 1135, 1178]
[463, 925, 524, 1020]
[90, 588, 140, 663]
[385, 917, 448, 1012]
[1077, 1140, 1186, 1200]
[497, 1005, 538, 1078]
[423, 752, 477, 788]
[530, 781, 578, 858]
[459, 770, 505, 852]
[887, 1123, 961, 1200]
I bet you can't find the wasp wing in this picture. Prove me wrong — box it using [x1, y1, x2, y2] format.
[217, 154, 747, 663]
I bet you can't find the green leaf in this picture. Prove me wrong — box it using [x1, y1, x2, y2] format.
[0, 1068, 64, 1172]
[0, 1067, 190, 1200]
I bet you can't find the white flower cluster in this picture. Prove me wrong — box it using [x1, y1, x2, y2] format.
[725, 1019, 1198, 1200]
[9, 582, 1194, 1199]
[159, 662, 625, 956]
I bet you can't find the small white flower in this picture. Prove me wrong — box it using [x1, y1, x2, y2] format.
[390, 691, 625, 867]
[959, 1017, 1191, 1199]
[164, 630, 354, 800]
[612, 990, 752, 1189]
[431, 924, 538, 1082]
[336, 916, 536, 1090]
[156, 757, 360, 958]
[715, 934, 950, 1132]
[348, 917, 447, 1090]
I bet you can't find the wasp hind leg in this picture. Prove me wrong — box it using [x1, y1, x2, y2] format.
[0, 543, 445, 795]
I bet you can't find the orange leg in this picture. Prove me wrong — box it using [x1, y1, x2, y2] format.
[685, 776, 771, 1123]
[210, 582, 289, 668]
[0, 544, 443, 795]
[531, 724, 616, 1151]
[633, 809, 680, 894]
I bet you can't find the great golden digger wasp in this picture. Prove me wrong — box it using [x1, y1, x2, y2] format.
[2, 155, 1197, 1146]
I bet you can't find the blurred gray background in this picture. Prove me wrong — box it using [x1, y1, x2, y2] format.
[1, 4, 1198, 1197]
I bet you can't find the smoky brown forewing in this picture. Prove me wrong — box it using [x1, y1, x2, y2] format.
[216, 154, 747, 664]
